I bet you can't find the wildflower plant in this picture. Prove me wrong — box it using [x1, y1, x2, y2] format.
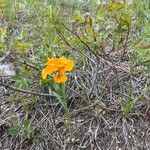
[42, 57, 75, 112]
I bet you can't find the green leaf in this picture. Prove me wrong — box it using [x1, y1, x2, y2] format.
[139, 45, 150, 50]
[108, 2, 125, 12]
[0, 26, 7, 42]
[96, 6, 106, 21]
[13, 40, 32, 54]
[122, 98, 134, 116]
[23, 119, 31, 129]
[9, 127, 20, 137]
[12, 76, 29, 89]
[52, 91, 67, 112]
[71, 11, 85, 23]
[52, 82, 62, 96]
[135, 47, 150, 58]
[119, 14, 131, 28]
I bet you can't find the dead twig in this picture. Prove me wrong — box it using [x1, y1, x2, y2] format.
[62, 24, 99, 60]
[55, 27, 95, 64]
[0, 81, 55, 97]
[62, 24, 100, 98]
[88, 59, 99, 99]
[65, 100, 121, 118]
[18, 59, 40, 71]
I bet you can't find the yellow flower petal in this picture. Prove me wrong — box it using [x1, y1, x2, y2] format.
[45, 58, 60, 74]
[45, 64, 58, 75]
[54, 72, 68, 83]
[59, 57, 75, 73]
[46, 58, 59, 65]
[59, 66, 66, 74]
[64, 59, 75, 71]
[42, 69, 47, 80]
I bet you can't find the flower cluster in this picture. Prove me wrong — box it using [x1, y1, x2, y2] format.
[42, 57, 75, 83]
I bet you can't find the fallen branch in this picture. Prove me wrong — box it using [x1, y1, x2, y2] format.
[0, 82, 55, 97]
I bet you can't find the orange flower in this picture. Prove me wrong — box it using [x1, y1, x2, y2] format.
[59, 57, 75, 74]
[54, 72, 68, 83]
[42, 57, 75, 83]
